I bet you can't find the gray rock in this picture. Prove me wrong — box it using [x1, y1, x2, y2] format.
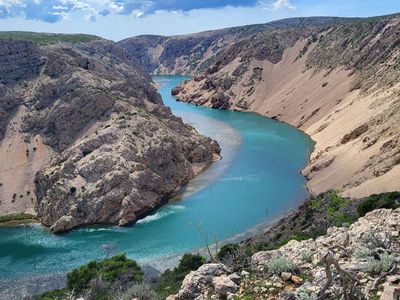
[0, 39, 220, 232]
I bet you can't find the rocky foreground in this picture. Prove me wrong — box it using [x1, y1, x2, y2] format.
[168, 208, 400, 300]
[0, 35, 220, 232]
[120, 14, 400, 198]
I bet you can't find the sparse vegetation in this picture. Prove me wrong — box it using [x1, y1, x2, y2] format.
[266, 256, 294, 274]
[366, 252, 396, 275]
[155, 253, 205, 299]
[0, 31, 100, 45]
[301, 250, 313, 263]
[0, 213, 36, 223]
[120, 283, 158, 300]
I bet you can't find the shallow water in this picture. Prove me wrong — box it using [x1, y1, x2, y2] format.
[0, 75, 314, 283]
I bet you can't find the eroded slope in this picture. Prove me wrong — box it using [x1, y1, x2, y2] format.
[142, 15, 400, 197]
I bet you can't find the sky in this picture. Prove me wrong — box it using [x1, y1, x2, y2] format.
[0, 0, 399, 41]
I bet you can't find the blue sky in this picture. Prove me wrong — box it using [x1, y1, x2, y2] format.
[0, 0, 399, 40]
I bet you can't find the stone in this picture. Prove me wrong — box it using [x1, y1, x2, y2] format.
[213, 275, 239, 297]
[291, 275, 303, 285]
[251, 250, 281, 266]
[380, 282, 400, 300]
[175, 264, 229, 300]
[229, 273, 241, 284]
[281, 272, 292, 281]
[241, 270, 250, 277]
[275, 282, 283, 288]
[387, 275, 400, 284]
[265, 281, 273, 287]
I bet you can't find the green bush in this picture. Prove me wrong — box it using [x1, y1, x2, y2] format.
[357, 192, 400, 217]
[366, 252, 395, 275]
[155, 253, 205, 299]
[300, 250, 313, 263]
[66, 254, 143, 293]
[120, 283, 158, 300]
[217, 243, 239, 261]
[266, 256, 294, 274]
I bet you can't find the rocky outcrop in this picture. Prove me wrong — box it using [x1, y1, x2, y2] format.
[168, 263, 239, 300]
[147, 14, 400, 198]
[0, 40, 44, 140]
[171, 208, 400, 299]
[0, 37, 220, 232]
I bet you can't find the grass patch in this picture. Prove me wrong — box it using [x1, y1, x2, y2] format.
[0, 213, 36, 223]
[0, 31, 101, 45]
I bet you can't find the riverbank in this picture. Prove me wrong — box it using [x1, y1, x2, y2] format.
[0, 213, 38, 227]
[169, 17, 400, 198]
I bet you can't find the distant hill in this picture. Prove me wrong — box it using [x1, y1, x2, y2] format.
[0, 31, 101, 45]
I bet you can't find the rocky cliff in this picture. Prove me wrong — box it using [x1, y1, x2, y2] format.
[120, 14, 400, 198]
[0, 36, 220, 232]
[169, 207, 400, 300]
[118, 17, 348, 75]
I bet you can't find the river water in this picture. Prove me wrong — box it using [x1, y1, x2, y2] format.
[0, 76, 314, 294]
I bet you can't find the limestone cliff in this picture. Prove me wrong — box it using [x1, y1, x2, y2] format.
[0, 36, 220, 232]
[121, 14, 400, 198]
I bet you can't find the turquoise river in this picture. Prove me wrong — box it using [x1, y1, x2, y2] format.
[0, 76, 314, 291]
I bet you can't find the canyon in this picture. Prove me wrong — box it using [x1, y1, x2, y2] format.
[120, 14, 400, 198]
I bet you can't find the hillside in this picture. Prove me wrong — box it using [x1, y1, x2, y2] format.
[118, 17, 350, 75]
[0, 34, 220, 232]
[120, 14, 400, 198]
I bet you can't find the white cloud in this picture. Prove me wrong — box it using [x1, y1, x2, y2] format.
[273, 0, 296, 9]
[258, 0, 296, 10]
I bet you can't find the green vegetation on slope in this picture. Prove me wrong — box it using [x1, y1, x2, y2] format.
[155, 253, 206, 299]
[35, 254, 143, 300]
[244, 191, 400, 254]
[34, 191, 400, 299]
[0, 31, 101, 45]
[0, 213, 36, 223]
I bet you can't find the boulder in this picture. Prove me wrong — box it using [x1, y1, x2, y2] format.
[175, 264, 230, 300]
[212, 275, 238, 297]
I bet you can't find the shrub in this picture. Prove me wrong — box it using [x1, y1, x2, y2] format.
[66, 254, 143, 293]
[300, 250, 313, 263]
[354, 247, 370, 258]
[155, 253, 205, 299]
[357, 192, 400, 217]
[266, 256, 294, 274]
[294, 289, 314, 300]
[121, 283, 158, 300]
[217, 243, 239, 261]
[365, 252, 395, 275]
